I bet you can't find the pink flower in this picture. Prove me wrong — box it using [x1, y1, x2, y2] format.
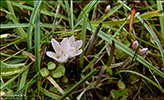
[68, 35, 83, 58]
[139, 48, 148, 56]
[132, 41, 139, 50]
[105, 5, 111, 13]
[46, 35, 83, 62]
[46, 38, 70, 63]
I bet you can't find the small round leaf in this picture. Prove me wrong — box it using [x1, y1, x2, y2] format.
[118, 79, 126, 89]
[52, 70, 63, 78]
[48, 62, 56, 70]
[40, 68, 49, 77]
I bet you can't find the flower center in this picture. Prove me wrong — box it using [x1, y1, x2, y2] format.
[71, 47, 76, 52]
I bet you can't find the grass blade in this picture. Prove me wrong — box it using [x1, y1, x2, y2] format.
[34, 0, 41, 72]
[70, 0, 74, 32]
[157, 0, 164, 42]
[77, 1, 99, 21]
[80, 14, 87, 70]
[5, 1, 27, 38]
[0, 23, 64, 29]
[64, 0, 71, 28]
[11, 1, 67, 20]
[27, 0, 42, 49]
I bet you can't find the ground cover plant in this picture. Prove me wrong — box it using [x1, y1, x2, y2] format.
[0, 0, 164, 99]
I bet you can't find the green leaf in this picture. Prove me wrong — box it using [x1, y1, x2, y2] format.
[113, 89, 129, 100]
[104, 97, 110, 100]
[0, 63, 26, 76]
[118, 80, 126, 89]
[111, 89, 119, 99]
[52, 64, 65, 78]
[48, 62, 56, 70]
[52, 70, 63, 78]
[0, 23, 64, 29]
[34, 0, 41, 72]
[40, 68, 49, 77]
[120, 97, 127, 100]
[57, 63, 65, 76]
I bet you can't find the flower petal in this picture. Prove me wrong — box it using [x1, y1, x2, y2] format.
[74, 40, 83, 50]
[139, 48, 148, 55]
[46, 51, 57, 59]
[69, 35, 75, 46]
[61, 38, 69, 51]
[75, 49, 82, 56]
[132, 41, 139, 50]
[57, 54, 69, 62]
[46, 51, 69, 63]
[69, 49, 82, 58]
[51, 39, 61, 54]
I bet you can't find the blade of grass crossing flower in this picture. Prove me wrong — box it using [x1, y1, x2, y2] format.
[157, 0, 164, 42]
[59, 69, 99, 100]
[70, 0, 74, 32]
[27, 0, 42, 49]
[80, 14, 87, 70]
[115, 70, 164, 93]
[64, 0, 71, 28]
[6, 1, 27, 38]
[34, 0, 41, 72]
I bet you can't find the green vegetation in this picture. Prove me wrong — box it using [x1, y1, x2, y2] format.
[0, 0, 164, 99]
